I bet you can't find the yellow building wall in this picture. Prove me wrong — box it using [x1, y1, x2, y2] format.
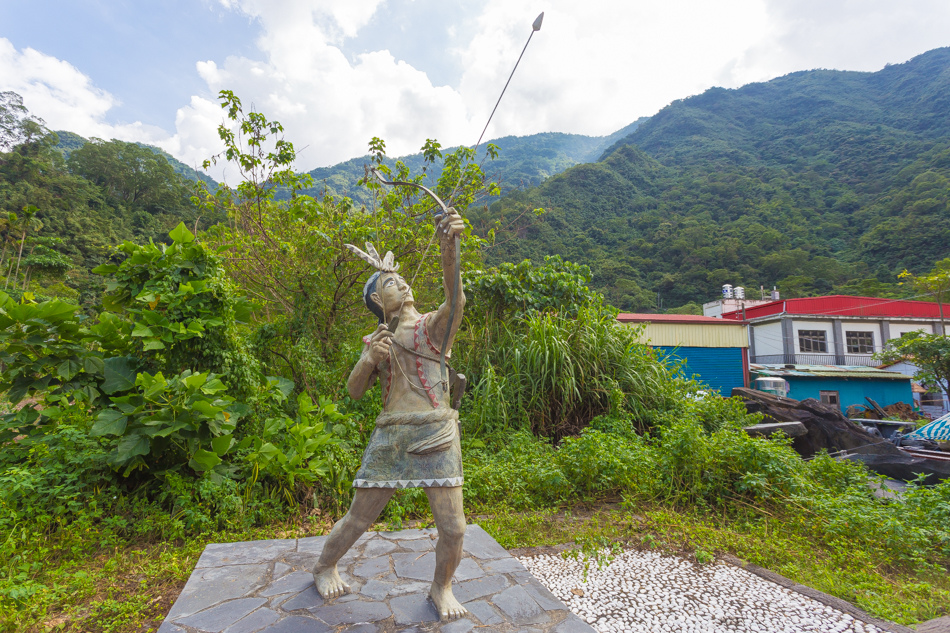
[625, 322, 748, 348]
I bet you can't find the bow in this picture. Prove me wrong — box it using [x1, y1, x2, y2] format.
[368, 166, 461, 393]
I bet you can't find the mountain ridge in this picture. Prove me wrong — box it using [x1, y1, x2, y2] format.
[478, 47, 950, 311]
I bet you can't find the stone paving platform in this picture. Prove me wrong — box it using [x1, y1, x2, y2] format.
[159, 525, 594, 633]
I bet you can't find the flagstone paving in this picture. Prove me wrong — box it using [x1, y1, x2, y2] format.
[159, 525, 594, 633]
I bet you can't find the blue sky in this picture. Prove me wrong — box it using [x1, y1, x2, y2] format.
[2, 0, 950, 180]
[1, 0, 259, 128]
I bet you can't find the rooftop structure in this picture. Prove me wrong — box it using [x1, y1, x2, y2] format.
[720, 295, 946, 323]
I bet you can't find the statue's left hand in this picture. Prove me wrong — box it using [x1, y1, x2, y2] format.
[438, 207, 465, 240]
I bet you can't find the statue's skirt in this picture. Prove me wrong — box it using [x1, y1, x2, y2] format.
[353, 408, 463, 489]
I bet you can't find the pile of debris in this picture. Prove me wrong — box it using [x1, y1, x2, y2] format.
[733, 387, 949, 484]
[845, 398, 926, 421]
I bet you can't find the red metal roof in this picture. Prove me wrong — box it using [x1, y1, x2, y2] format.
[721, 295, 945, 320]
[617, 313, 745, 325]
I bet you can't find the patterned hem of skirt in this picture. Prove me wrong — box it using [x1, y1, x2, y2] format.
[352, 477, 464, 489]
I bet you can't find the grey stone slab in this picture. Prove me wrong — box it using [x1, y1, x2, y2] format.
[168, 565, 270, 619]
[462, 526, 509, 560]
[491, 585, 547, 624]
[280, 586, 325, 612]
[342, 624, 380, 633]
[523, 581, 567, 612]
[463, 600, 504, 626]
[260, 571, 314, 597]
[454, 575, 510, 604]
[554, 614, 597, 633]
[158, 623, 187, 633]
[353, 556, 392, 578]
[316, 600, 392, 625]
[380, 528, 438, 540]
[273, 563, 292, 579]
[400, 539, 437, 552]
[440, 618, 474, 633]
[262, 615, 331, 633]
[387, 580, 431, 597]
[362, 538, 398, 558]
[392, 552, 483, 582]
[224, 608, 280, 633]
[390, 593, 440, 625]
[480, 557, 527, 574]
[357, 579, 394, 601]
[175, 598, 267, 631]
[296, 536, 329, 555]
[918, 615, 950, 633]
[198, 540, 296, 569]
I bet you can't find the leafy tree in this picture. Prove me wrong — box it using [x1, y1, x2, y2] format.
[92, 222, 258, 395]
[877, 332, 950, 399]
[899, 258, 950, 334]
[67, 138, 186, 211]
[0, 91, 46, 151]
[194, 91, 495, 393]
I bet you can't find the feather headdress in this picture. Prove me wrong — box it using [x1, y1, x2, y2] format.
[345, 242, 400, 273]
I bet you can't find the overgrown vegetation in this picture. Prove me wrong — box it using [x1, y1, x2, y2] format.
[0, 89, 948, 632]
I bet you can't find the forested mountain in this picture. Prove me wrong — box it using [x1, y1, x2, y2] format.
[0, 112, 219, 304]
[477, 47, 950, 311]
[296, 118, 647, 205]
[54, 131, 217, 187]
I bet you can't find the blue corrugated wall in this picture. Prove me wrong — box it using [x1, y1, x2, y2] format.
[655, 346, 745, 395]
[784, 377, 913, 413]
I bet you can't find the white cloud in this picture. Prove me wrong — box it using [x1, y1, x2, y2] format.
[723, 0, 950, 86]
[4, 0, 950, 182]
[0, 38, 169, 145]
[455, 0, 769, 140]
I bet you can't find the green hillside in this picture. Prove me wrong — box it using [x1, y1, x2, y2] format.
[1, 123, 219, 305]
[480, 48, 950, 311]
[53, 131, 217, 187]
[296, 119, 647, 205]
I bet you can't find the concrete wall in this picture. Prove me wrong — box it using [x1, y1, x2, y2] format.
[752, 321, 784, 356]
[888, 322, 935, 339]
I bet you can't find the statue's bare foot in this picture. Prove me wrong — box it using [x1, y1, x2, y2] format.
[313, 564, 350, 599]
[430, 583, 467, 621]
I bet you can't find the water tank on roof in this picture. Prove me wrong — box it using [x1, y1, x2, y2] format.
[771, 286, 780, 301]
[722, 284, 733, 299]
[735, 286, 745, 299]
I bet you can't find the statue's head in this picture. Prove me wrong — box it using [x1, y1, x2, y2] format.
[347, 242, 408, 323]
[363, 270, 413, 323]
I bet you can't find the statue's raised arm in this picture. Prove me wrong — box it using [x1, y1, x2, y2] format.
[427, 207, 466, 359]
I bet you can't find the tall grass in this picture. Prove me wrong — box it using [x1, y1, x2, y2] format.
[457, 306, 679, 438]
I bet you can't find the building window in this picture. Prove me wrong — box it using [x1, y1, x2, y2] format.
[820, 390, 840, 406]
[798, 330, 828, 353]
[846, 331, 874, 354]
[921, 391, 944, 406]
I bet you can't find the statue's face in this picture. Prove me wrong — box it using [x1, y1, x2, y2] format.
[373, 272, 413, 315]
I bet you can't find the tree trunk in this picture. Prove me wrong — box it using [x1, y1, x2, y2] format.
[0, 241, 8, 286]
[3, 257, 13, 291]
[12, 229, 27, 290]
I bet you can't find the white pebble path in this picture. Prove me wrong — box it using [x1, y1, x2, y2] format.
[517, 549, 883, 633]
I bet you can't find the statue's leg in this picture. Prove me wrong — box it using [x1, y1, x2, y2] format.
[312, 487, 395, 598]
[425, 485, 467, 620]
